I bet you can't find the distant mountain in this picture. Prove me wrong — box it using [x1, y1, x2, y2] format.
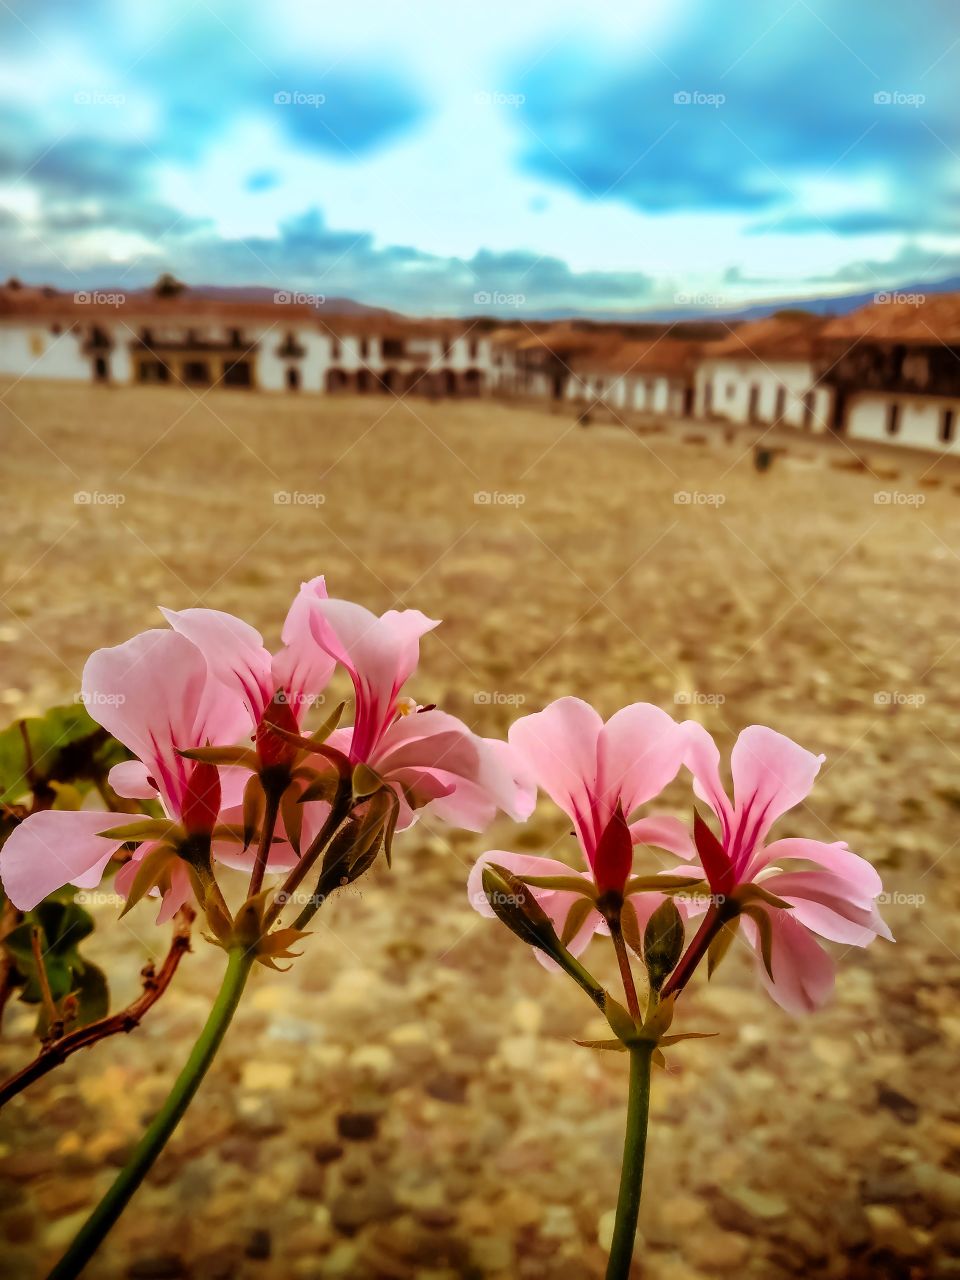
[179, 285, 398, 318]
[511, 276, 960, 325]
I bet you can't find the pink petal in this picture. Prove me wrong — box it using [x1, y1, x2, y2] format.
[160, 606, 273, 726]
[745, 909, 836, 1014]
[629, 814, 696, 859]
[271, 577, 336, 717]
[730, 726, 824, 848]
[309, 600, 439, 760]
[598, 702, 686, 816]
[508, 698, 604, 852]
[760, 869, 893, 944]
[108, 760, 156, 800]
[0, 811, 129, 910]
[82, 630, 249, 814]
[757, 837, 883, 900]
[374, 710, 532, 831]
[680, 721, 733, 837]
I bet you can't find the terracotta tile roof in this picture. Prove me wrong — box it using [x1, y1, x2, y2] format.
[572, 337, 702, 378]
[819, 292, 960, 345]
[702, 312, 828, 360]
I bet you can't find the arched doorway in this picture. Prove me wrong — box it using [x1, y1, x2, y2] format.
[325, 368, 349, 393]
[286, 367, 301, 391]
[462, 369, 483, 396]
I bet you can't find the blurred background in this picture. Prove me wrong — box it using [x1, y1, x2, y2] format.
[2, 3, 960, 1279]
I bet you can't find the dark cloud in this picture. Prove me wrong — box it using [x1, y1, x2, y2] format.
[509, 0, 960, 230]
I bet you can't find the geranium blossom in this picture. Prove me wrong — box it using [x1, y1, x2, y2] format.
[0, 629, 290, 918]
[309, 598, 532, 830]
[161, 576, 336, 759]
[468, 697, 696, 957]
[681, 722, 892, 1012]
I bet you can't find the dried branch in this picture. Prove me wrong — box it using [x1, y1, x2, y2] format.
[0, 907, 194, 1109]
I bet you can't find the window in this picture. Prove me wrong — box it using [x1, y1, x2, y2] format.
[886, 403, 901, 436]
[468, 338, 479, 360]
[360, 337, 369, 359]
[382, 337, 405, 359]
[330, 337, 342, 361]
[802, 391, 815, 428]
[940, 408, 956, 444]
[229, 328, 242, 347]
[774, 387, 786, 421]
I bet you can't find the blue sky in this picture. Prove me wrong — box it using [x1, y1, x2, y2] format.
[1, 0, 958, 315]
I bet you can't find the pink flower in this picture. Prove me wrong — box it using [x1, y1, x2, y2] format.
[468, 697, 694, 957]
[681, 722, 892, 1013]
[161, 576, 336, 764]
[0, 629, 283, 918]
[309, 598, 532, 830]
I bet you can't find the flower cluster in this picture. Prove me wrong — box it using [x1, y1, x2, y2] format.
[468, 697, 890, 1014]
[0, 579, 531, 952]
[0, 588, 890, 1013]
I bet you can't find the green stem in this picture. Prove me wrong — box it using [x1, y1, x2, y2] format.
[47, 946, 254, 1280]
[605, 1042, 654, 1280]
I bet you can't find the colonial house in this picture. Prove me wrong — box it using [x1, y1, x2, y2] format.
[0, 284, 495, 397]
[693, 313, 835, 431]
[566, 337, 700, 417]
[498, 322, 611, 401]
[818, 294, 960, 454]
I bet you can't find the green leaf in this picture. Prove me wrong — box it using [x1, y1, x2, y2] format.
[0, 704, 128, 806]
[72, 960, 110, 1025]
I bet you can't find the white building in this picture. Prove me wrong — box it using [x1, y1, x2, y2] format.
[819, 295, 960, 455]
[693, 314, 835, 431]
[566, 337, 699, 418]
[0, 284, 496, 397]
